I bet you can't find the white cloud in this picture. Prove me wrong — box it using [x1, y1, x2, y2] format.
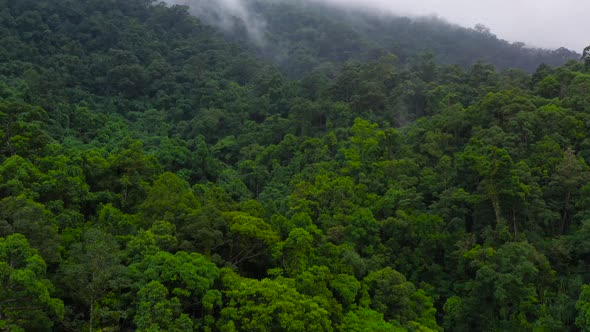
[315, 0, 589, 51]
[166, 0, 589, 52]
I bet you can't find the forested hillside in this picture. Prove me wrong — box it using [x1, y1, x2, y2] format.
[2, 0, 590, 331]
[180, 0, 579, 77]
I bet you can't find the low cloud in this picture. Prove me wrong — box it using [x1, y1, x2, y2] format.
[313, 0, 589, 51]
[166, 0, 268, 46]
[165, 0, 589, 52]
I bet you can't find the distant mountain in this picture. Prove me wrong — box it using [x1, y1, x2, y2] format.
[179, 0, 580, 77]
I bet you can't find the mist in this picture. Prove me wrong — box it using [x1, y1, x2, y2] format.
[165, 0, 589, 52]
[316, 0, 589, 52]
[166, 0, 268, 46]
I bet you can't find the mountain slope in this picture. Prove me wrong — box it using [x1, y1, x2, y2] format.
[180, 0, 579, 76]
[2, 0, 590, 331]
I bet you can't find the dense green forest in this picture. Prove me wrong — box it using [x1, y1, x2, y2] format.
[181, 0, 580, 76]
[2, 0, 590, 331]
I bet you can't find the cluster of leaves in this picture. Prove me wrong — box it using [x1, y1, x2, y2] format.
[2, 0, 590, 331]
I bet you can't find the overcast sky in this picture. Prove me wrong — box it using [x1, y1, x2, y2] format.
[317, 0, 589, 52]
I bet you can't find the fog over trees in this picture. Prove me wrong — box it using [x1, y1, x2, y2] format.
[169, 0, 578, 75]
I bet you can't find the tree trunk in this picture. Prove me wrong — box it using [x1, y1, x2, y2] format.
[560, 191, 571, 234]
[491, 194, 503, 226]
[89, 300, 94, 332]
[512, 205, 517, 237]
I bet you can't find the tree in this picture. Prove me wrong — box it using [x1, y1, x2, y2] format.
[274, 228, 314, 275]
[380, 213, 450, 288]
[0, 100, 50, 158]
[128, 250, 220, 328]
[0, 234, 64, 331]
[341, 307, 405, 331]
[60, 229, 125, 332]
[0, 196, 60, 264]
[140, 172, 199, 227]
[564, 73, 590, 110]
[460, 242, 555, 330]
[547, 149, 590, 234]
[134, 281, 193, 332]
[576, 285, 590, 331]
[218, 269, 333, 331]
[534, 75, 561, 98]
[0, 155, 42, 198]
[330, 274, 361, 310]
[474, 23, 492, 36]
[582, 46, 590, 69]
[457, 141, 522, 230]
[109, 141, 158, 211]
[223, 211, 279, 273]
[362, 267, 438, 330]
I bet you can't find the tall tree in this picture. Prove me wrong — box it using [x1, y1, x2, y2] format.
[60, 229, 125, 332]
[0, 234, 64, 331]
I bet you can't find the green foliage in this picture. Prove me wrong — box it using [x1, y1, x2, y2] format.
[60, 228, 125, 331]
[458, 242, 555, 330]
[0, 196, 60, 264]
[140, 172, 199, 226]
[583, 46, 590, 69]
[340, 307, 405, 331]
[219, 269, 333, 331]
[362, 267, 438, 330]
[129, 251, 219, 330]
[0, 0, 589, 330]
[0, 234, 64, 331]
[576, 285, 590, 331]
[134, 281, 193, 332]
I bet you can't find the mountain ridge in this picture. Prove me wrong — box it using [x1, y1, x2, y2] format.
[173, 0, 579, 77]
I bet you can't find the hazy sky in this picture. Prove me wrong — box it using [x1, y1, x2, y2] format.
[317, 0, 589, 51]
